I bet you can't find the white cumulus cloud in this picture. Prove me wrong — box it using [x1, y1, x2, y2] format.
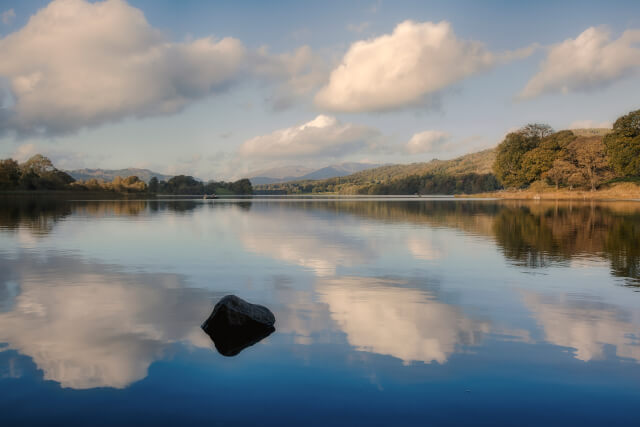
[239, 115, 379, 159]
[0, 0, 327, 135]
[520, 26, 640, 98]
[0, 0, 246, 135]
[405, 130, 450, 154]
[315, 20, 497, 112]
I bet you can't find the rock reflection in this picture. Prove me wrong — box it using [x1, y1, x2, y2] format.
[204, 324, 275, 357]
[201, 295, 275, 357]
[317, 277, 489, 364]
[0, 252, 216, 389]
[522, 291, 640, 362]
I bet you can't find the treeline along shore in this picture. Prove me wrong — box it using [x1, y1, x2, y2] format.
[0, 155, 253, 196]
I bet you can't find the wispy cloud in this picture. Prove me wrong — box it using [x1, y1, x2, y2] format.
[405, 130, 451, 154]
[239, 115, 379, 160]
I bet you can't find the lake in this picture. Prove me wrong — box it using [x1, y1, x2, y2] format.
[1, 196, 639, 426]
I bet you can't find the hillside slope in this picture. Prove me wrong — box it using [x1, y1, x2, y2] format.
[68, 168, 171, 183]
[339, 149, 496, 185]
[255, 148, 498, 194]
[249, 162, 381, 184]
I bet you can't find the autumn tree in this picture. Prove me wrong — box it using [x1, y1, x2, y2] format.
[521, 130, 576, 183]
[566, 137, 613, 191]
[543, 159, 576, 189]
[604, 109, 640, 177]
[542, 136, 612, 190]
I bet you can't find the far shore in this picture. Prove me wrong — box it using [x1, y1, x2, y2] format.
[458, 182, 640, 200]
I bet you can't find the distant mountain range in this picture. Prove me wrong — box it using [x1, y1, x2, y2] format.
[249, 162, 382, 185]
[67, 168, 172, 183]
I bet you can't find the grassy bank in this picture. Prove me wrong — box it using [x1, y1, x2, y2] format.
[461, 182, 640, 200]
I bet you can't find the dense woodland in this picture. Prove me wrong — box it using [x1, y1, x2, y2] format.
[0, 155, 253, 195]
[256, 172, 500, 195]
[493, 110, 640, 190]
[151, 175, 253, 195]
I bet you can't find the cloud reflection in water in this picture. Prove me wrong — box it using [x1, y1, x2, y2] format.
[0, 253, 216, 389]
[317, 277, 490, 364]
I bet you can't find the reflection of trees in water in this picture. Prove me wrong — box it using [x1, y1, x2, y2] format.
[0, 196, 72, 235]
[285, 200, 500, 234]
[488, 203, 640, 286]
[1, 197, 638, 285]
[294, 200, 640, 286]
[604, 217, 640, 285]
[0, 198, 249, 236]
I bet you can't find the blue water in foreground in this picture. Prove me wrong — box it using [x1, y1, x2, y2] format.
[0, 197, 639, 426]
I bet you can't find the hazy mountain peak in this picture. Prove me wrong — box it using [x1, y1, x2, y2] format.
[67, 168, 171, 183]
[248, 162, 381, 185]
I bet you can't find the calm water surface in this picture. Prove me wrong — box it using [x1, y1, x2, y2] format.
[1, 196, 639, 425]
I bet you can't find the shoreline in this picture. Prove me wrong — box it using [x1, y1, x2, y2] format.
[458, 182, 640, 201]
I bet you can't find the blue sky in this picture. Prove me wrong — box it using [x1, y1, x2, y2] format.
[0, 0, 639, 179]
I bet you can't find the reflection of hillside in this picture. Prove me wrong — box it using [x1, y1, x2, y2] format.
[317, 277, 490, 364]
[291, 200, 498, 236]
[523, 291, 640, 362]
[0, 252, 217, 389]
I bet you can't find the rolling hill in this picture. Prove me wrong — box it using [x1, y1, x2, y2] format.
[254, 148, 498, 194]
[249, 162, 381, 185]
[67, 168, 171, 183]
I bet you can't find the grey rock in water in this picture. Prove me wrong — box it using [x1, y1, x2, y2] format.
[202, 295, 275, 329]
[201, 295, 275, 356]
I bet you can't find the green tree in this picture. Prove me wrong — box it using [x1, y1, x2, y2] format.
[21, 154, 56, 175]
[148, 176, 159, 193]
[493, 131, 540, 188]
[0, 159, 21, 189]
[520, 130, 576, 183]
[17, 154, 74, 190]
[230, 178, 253, 195]
[604, 109, 640, 176]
